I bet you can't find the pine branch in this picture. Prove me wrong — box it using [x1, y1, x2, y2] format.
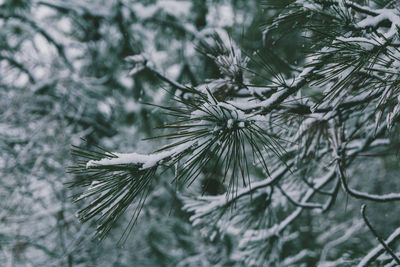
[144, 65, 192, 93]
[276, 184, 324, 209]
[68, 145, 159, 241]
[337, 161, 400, 202]
[358, 227, 400, 266]
[361, 204, 400, 265]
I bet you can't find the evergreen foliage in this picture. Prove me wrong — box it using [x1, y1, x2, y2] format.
[69, 0, 400, 265]
[2, 0, 400, 266]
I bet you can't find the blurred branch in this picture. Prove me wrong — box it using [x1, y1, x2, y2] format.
[282, 249, 317, 266]
[245, 168, 336, 240]
[0, 11, 73, 71]
[37, 0, 104, 19]
[341, 1, 379, 16]
[0, 54, 35, 83]
[145, 66, 192, 93]
[320, 220, 364, 262]
[322, 178, 340, 213]
[277, 184, 323, 209]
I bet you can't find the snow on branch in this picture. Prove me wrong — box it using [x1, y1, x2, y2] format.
[360, 205, 400, 266]
[337, 157, 400, 202]
[239, 168, 335, 244]
[356, 8, 400, 40]
[86, 141, 195, 170]
[182, 164, 291, 227]
[358, 227, 400, 266]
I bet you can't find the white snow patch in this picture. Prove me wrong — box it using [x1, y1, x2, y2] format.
[86, 141, 195, 169]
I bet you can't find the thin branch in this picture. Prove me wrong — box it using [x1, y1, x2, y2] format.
[0, 11, 73, 71]
[320, 220, 364, 262]
[145, 66, 192, 93]
[333, 116, 400, 202]
[37, 0, 104, 19]
[360, 204, 400, 265]
[322, 177, 340, 213]
[301, 175, 334, 196]
[341, 1, 379, 16]
[242, 169, 336, 242]
[277, 185, 323, 209]
[0, 54, 35, 83]
[337, 161, 400, 202]
[358, 227, 400, 266]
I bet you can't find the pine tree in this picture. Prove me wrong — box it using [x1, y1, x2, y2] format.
[70, 0, 400, 265]
[3, 0, 400, 266]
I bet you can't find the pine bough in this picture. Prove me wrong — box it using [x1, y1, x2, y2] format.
[69, 0, 400, 265]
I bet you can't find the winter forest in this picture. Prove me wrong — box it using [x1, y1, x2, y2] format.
[2, 0, 400, 266]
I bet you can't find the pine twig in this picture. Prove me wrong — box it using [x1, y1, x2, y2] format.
[337, 161, 400, 202]
[358, 227, 400, 266]
[360, 204, 400, 265]
[145, 66, 192, 93]
[276, 185, 323, 209]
